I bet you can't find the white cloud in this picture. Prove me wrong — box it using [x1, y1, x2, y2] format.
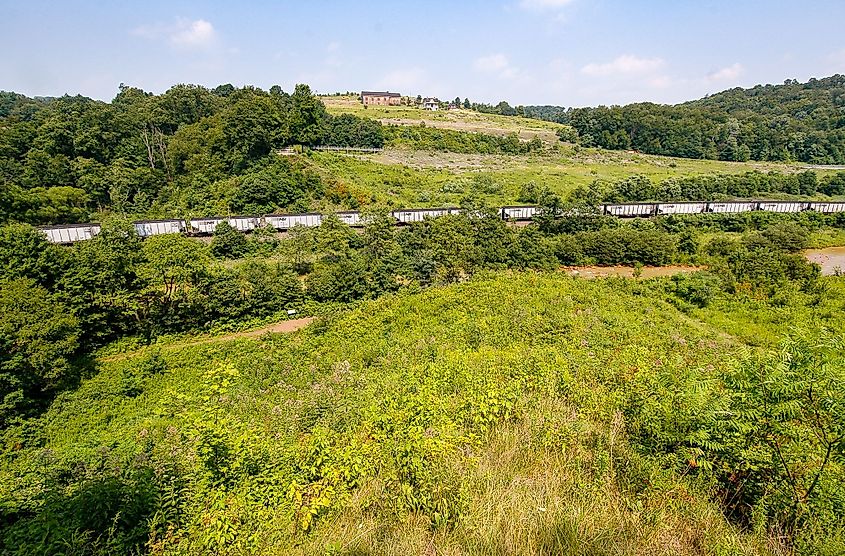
[648, 75, 673, 89]
[518, 0, 576, 10]
[581, 54, 665, 77]
[474, 53, 509, 72]
[132, 18, 217, 49]
[706, 62, 744, 82]
[171, 19, 215, 47]
[473, 53, 518, 79]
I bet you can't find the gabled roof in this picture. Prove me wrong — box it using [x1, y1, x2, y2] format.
[361, 91, 401, 97]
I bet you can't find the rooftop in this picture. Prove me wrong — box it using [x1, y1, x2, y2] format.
[361, 91, 401, 97]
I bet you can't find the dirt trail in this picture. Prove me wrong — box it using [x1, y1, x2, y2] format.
[100, 317, 315, 363]
[804, 247, 845, 275]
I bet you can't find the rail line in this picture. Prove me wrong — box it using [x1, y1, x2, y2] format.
[39, 200, 845, 244]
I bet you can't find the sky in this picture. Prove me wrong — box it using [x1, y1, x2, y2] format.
[2, 0, 845, 107]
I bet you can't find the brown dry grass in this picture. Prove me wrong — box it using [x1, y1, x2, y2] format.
[284, 397, 776, 556]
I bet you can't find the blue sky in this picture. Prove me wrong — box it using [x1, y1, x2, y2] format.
[2, 0, 844, 107]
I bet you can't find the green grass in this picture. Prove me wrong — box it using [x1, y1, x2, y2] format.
[322, 95, 565, 142]
[314, 94, 841, 210]
[304, 147, 829, 209]
[807, 228, 845, 248]
[4, 272, 819, 555]
[681, 277, 845, 348]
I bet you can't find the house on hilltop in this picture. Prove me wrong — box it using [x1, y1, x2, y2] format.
[361, 91, 402, 106]
[422, 98, 440, 111]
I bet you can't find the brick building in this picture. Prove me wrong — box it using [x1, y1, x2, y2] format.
[361, 91, 402, 106]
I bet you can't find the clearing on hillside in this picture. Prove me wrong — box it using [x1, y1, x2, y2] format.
[321, 95, 566, 142]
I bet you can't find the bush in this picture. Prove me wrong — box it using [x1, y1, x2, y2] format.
[210, 222, 248, 259]
[576, 228, 677, 266]
[760, 221, 809, 253]
[0, 278, 81, 423]
[306, 256, 370, 302]
[669, 271, 721, 308]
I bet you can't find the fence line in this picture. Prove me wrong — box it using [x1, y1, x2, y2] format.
[278, 146, 384, 155]
[313, 146, 383, 153]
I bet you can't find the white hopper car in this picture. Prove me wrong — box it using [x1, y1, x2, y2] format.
[37, 200, 845, 243]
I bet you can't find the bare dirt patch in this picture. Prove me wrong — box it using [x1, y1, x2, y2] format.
[101, 317, 315, 363]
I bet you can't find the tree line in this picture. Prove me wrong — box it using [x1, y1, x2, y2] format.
[525, 75, 845, 163]
[566, 169, 845, 204]
[0, 84, 387, 225]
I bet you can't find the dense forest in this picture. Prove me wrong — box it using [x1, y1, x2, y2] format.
[0, 84, 389, 225]
[525, 75, 845, 163]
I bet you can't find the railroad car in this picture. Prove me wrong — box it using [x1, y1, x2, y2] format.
[227, 216, 261, 232]
[336, 211, 365, 227]
[37, 199, 845, 244]
[604, 203, 656, 217]
[133, 219, 186, 238]
[706, 201, 757, 213]
[392, 208, 453, 224]
[265, 213, 323, 230]
[189, 216, 261, 234]
[655, 202, 707, 215]
[757, 201, 808, 213]
[808, 202, 845, 213]
[501, 206, 539, 220]
[189, 217, 226, 235]
[41, 223, 102, 243]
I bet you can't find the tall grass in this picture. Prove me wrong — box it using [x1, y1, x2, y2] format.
[3, 273, 841, 554]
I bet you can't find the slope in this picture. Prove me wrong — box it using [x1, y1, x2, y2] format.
[321, 95, 565, 143]
[0, 272, 790, 555]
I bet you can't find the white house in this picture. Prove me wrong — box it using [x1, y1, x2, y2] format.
[422, 97, 439, 111]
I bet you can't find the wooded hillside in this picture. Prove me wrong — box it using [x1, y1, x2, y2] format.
[526, 75, 845, 163]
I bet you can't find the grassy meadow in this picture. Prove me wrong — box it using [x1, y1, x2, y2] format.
[305, 146, 826, 209]
[321, 96, 565, 142]
[4, 271, 844, 554]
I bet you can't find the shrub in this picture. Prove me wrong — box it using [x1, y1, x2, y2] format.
[210, 221, 249, 259]
[0, 278, 81, 423]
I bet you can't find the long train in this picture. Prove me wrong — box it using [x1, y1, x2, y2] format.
[38, 200, 845, 244]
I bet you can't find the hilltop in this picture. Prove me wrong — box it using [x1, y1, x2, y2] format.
[320, 95, 565, 143]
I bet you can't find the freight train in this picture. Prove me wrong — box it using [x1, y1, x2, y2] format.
[38, 200, 845, 244]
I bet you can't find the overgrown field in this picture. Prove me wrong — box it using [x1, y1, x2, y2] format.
[3, 272, 843, 555]
[305, 148, 833, 209]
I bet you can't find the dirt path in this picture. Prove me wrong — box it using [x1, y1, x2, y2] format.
[100, 317, 316, 363]
[804, 247, 845, 275]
